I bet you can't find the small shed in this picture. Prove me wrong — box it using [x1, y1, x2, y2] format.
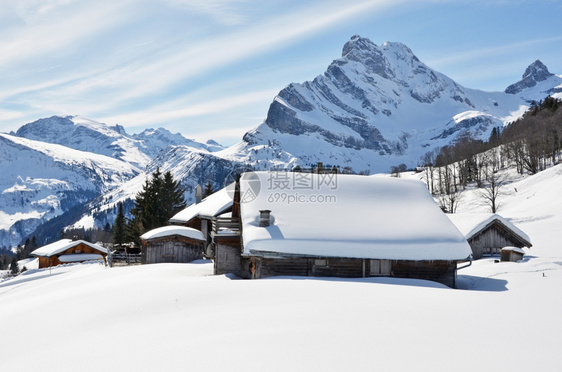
[140, 226, 205, 264]
[500, 246, 525, 262]
[447, 213, 532, 259]
[31, 239, 108, 268]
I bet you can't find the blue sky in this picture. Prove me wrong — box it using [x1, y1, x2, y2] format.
[0, 0, 561, 146]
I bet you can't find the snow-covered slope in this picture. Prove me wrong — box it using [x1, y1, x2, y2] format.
[14, 115, 224, 168]
[223, 36, 562, 173]
[0, 133, 139, 247]
[1, 161, 561, 371]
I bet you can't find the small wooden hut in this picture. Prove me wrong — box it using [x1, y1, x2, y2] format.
[140, 226, 205, 264]
[447, 214, 532, 259]
[31, 239, 108, 268]
[500, 246, 525, 262]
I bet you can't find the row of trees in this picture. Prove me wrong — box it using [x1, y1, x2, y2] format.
[421, 97, 561, 213]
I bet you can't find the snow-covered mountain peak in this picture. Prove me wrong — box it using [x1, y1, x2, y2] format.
[505, 60, 556, 94]
[231, 36, 562, 175]
[522, 60, 553, 81]
[341, 35, 377, 57]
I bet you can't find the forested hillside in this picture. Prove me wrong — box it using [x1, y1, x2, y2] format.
[419, 97, 561, 213]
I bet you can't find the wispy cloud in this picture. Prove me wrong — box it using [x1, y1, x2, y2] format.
[0, 1, 133, 69]
[4, 0, 558, 143]
[100, 88, 277, 127]
[0, 0, 413, 131]
[163, 0, 253, 25]
[426, 35, 562, 69]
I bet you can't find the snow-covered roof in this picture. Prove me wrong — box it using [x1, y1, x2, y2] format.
[169, 183, 234, 224]
[240, 172, 472, 261]
[31, 239, 108, 257]
[446, 213, 531, 246]
[140, 225, 205, 241]
[58, 254, 104, 263]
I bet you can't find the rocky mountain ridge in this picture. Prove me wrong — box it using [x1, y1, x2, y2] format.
[228, 35, 562, 173]
[14, 115, 223, 169]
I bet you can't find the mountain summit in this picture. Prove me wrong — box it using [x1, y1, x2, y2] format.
[505, 60, 555, 94]
[229, 35, 561, 173]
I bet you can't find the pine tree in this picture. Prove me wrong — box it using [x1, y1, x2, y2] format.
[161, 171, 186, 220]
[10, 257, 19, 276]
[129, 169, 186, 245]
[113, 202, 127, 249]
[203, 180, 215, 198]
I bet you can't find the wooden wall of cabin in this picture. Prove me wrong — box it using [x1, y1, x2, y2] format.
[255, 258, 364, 279]
[391, 260, 457, 288]
[469, 224, 524, 259]
[500, 250, 524, 262]
[38, 256, 52, 268]
[214, 237, 245, 277]
[185, 218, 201, 230]
[253, 258, 457, 287]
[142, 238, 203, 264]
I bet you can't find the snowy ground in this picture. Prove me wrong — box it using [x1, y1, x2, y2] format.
[1, 164, 561, 371]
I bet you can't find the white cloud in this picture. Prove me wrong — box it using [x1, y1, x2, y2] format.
[100, 88, 276, 127]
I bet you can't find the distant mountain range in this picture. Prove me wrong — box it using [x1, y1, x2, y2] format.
[0, 116, 225, 248]
[1, 35, 561, 249]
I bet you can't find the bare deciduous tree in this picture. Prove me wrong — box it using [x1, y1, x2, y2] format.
[479, 171, 507, 213]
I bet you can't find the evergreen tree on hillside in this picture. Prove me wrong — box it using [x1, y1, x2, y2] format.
[162, 171, 187, 217]
[129, 169, 186, 244]
[10, 257, 19, 276]
[203, 180, 215, 198]
[113, 202, 126, 249]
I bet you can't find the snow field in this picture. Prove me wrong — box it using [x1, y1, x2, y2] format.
[1, 163, 561, 371]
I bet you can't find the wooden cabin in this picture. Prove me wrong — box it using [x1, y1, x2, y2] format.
[140, 226, 206, 264]
[214, 171, 473, 288]
[31, 239, 108, 268]
[500, 246, 525, 262]
[447, 214, 532, 259]
[169, 183, 234, 258]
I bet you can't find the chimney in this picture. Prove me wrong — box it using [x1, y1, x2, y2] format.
[259, 210, 271, 227]
[195, 184, 203, 204]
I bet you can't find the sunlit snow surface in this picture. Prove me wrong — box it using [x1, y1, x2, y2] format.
[1, 164, 561, 371]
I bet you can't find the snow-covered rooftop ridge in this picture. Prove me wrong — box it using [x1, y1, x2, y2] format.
[31, 239, 108, 257]
[446, 213, 531, 246]
[169, 183, 234, 223]
[140, 225, 205, 241]
[240, 172, 472, 260]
